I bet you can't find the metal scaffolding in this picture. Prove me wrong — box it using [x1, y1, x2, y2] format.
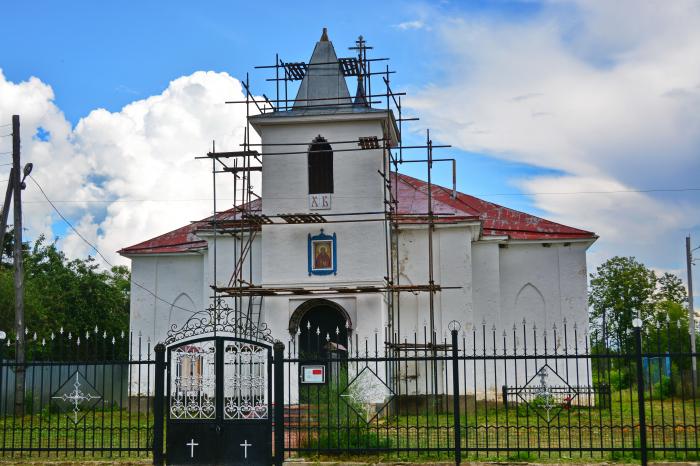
[198, 33, 460, 360]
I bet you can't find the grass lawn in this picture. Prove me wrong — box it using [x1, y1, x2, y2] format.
[1, 390, 700, 463]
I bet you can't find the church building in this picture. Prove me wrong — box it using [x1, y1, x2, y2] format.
[120, 31, 596, 381]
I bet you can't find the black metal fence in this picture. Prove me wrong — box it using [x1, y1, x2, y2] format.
[0, 329, 156, 458]
[279, 320, 700, 464]
[1, 319, 699, 465]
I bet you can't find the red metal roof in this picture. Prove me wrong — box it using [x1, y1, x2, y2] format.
[394, 173, 595, 240]
[119, 175, 594, 256]
[118, 199, 261, 256]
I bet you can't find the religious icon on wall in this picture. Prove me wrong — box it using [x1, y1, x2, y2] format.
[308, 230, 337, 275]
[313, 242, 332, 269]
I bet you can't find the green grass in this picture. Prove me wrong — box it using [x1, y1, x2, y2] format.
[2, 389, 700, 463]
[0, 409, 153, 460]
[291, 388, 700, 463]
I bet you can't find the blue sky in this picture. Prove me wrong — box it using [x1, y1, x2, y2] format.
[0, 0, 553, 213]
[1, 0, 699, 287]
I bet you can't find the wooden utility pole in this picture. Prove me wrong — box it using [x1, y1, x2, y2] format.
[12, 114, 26, 416]
[687, 236, 697, 388]
[0, 166, 14, 248]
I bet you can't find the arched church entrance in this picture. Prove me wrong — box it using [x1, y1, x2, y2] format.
[290, 299, 350, 358]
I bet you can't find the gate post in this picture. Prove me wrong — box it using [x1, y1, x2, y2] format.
[153, 343, 166, 465]
[450, 323, 461, 465]
[632, 320, 648, 466]
[274, 341, 285, 466]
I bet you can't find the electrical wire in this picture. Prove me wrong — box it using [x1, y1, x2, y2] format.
[476, 187, 700, 197]
[28, 174, 200, 315]
[15, 186, 700, 205]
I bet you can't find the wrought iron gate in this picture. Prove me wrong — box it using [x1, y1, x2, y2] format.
[158, 300, 276, 465]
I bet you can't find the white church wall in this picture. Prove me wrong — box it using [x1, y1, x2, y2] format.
[464, 241, 592, 396]
[261, 222, 386, 286]
[471, 241, 502, 329]
[395, 226, 474, 337]
[128, 253, 205, 395]
[258, 117, 388, 288]
[257, 118, 386, 215]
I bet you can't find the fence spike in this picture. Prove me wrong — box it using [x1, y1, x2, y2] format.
[112, 336, 116, 345]
[103, 331, 107, 339]
[42, 338, 46, 346]
[60, 326, 64, 334]
[85, 330, 90, 340]
[68, 332, 72, 340]
[33, 332, 37, 341]
[94, 325, 98, 334]
[50, 332, 55, 340]
[77, 336, 81, 346]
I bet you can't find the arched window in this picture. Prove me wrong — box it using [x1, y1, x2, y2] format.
[308, 135, 333, 194]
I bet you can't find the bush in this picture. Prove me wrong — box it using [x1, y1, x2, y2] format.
[609, 369, 632, 390]
[652, 376, 673, 400]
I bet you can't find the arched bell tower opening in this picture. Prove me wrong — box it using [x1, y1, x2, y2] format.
[290, 299, 350, 358]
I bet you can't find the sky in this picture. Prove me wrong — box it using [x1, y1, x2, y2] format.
[0, 0, 699, 299]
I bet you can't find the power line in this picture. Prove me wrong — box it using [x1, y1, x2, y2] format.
[28, 174, 200, 316]
[477, 187, 700, 197]
[14, 186, 700, 205]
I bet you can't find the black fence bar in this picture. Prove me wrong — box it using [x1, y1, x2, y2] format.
[152, 344, 165, 465]
[274, 341, 285, 466]
[451, 327, 461, 465]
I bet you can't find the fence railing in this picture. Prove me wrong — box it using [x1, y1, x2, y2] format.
[280, 319, 700, 465]
[0, 330, 155, 458]
[1, 319, 699, 465]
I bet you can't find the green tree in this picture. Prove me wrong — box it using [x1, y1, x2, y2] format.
[0, 235, 130, 349]
[655, 272, 688, 305]
[589, 256, 657, 350]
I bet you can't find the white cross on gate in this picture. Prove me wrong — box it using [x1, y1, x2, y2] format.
[240, 439, 252, 459]
[186, 439, 199, 458]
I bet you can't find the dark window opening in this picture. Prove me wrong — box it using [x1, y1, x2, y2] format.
[308, 136, 333, 194]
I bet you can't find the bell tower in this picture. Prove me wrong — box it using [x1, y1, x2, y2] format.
[249, 29, 398, 287]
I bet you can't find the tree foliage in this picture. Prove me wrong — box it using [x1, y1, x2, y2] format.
[0, 234, 130, 342]
[589, 256, 691, 351]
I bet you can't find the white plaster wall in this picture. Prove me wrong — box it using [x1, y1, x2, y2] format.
[261, 222, 386, 286]
[129, 254, 205, 345]
[128, 253, 205, 395]
[257, 118, 388, 288]
[471, 241, 502, 329]
[257, 119, 386, 216]
[462, 241, 591, 396]
[395, 226, 473, 337]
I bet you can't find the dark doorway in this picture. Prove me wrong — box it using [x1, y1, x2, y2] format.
[298, 303, 349, 359]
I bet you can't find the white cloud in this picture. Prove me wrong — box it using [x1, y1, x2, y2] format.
[0, 69, 253, 266]
[409, 0, 700, 270]
[395, 20, 427, 31]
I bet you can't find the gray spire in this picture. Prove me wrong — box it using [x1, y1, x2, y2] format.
[353, 76, 368, 107]
[293, 28, 351, 109]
